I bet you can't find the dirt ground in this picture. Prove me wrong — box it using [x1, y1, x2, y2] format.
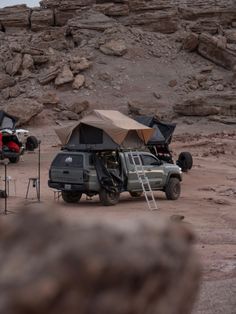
[0, 121, 236, 314]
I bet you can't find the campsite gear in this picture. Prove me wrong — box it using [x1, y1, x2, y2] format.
[0, 110, 39, 164]
[128, 151, 158, 210]
[48, 150, 182, 206]
[135, 116, 193, 172]
[55, 110, 154, 150]
[6, 141, 20, 153]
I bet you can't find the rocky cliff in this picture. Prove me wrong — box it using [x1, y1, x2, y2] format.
[0, 0, 236, 125]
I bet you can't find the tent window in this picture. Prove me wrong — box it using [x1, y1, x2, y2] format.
[1, 116, 14, 129]
[79, 124, 103, 144]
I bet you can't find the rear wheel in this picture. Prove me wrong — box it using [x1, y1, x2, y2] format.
[177, 152, 193, 172]
[99, 189, 120, 206]
[8, 156, 20, 163]
[26, 136, 39, 151]
[61, 191, 82, 203]
[165, 177, 181, 200]
[129, 191, 143, 197]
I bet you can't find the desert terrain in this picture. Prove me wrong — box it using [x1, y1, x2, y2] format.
[1, 121, 235, 314]
[0, 0, 236, 313]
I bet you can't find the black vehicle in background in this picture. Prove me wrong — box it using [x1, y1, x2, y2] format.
[135, 116, 193, 172]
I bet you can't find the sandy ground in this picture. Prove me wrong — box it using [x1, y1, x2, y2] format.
[0, 122, 236, 314]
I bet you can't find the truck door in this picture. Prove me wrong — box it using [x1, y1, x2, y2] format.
[140, 153, 164, 189]
[125, 152, 143, 191]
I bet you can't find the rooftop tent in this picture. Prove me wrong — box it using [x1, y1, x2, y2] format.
[0, 110, 18, 130]
[135, 116, 176, 145]
[55, 110, 154, 150]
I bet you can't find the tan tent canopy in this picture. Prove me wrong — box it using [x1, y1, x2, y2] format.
[55, 110, 154, 148]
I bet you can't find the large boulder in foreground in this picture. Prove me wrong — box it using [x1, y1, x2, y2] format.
[0, 208, 200, 314]
[3, 98, 43, 125]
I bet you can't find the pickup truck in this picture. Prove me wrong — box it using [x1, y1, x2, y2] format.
[48, 150, 182, 206]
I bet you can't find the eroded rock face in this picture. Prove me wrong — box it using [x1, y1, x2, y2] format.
[0, 208, 200, 314]
[31, 9, 54, 32]
[94, 3, 130, 17]
[40, 0, 96, 26]
[198, 33, 236, 70]
[0, 1, 234, 35]
[0, 5, 30, 32]
[174, 93, 236, 117]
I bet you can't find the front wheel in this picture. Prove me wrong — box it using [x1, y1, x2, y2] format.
[165, 177, 181, 200]
[99, 189, 120, 206]
[61, 191, 82, 203]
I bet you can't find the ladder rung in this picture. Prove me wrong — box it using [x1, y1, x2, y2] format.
[128, 151, 158, 210]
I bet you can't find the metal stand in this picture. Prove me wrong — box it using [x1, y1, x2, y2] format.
[38, 140, 41, 202]
[4, 161, 7, 215]
[0, 160, 14, 215]
[25, 140, 41, 202]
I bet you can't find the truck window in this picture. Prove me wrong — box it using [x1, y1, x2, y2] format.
[142, 155, 158, 166]
[52, 154, 83, 168]
[128, 154, 142, 165]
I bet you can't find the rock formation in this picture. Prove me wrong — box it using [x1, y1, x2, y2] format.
[0, 0, 236, 124]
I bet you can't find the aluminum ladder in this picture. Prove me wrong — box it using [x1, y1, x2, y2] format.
[128, 151, 158, 210]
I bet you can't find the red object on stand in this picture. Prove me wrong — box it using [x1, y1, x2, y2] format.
[7, 141, 20, 153]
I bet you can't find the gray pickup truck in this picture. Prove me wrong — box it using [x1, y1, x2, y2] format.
[48, 150, 182, 206]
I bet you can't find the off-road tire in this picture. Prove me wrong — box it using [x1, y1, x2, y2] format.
[177, 152, 193, 172]
[165, 177, 181, 200]
[26, 136, 39, 151]
[99, 189, 120, 206]
[8, 156, 20, 163]
[129, 191, 143, 197]
[61, 191, 82, 203]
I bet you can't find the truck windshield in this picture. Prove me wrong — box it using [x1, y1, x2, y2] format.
[52, 154, 83, 168]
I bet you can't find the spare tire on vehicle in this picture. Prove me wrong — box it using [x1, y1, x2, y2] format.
[26, 136, 39, 151]
[177, 152, 193, 172]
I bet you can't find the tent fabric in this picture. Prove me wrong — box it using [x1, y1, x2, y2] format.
[135, 116, 176, 145]
[55, 110, 154, 147]
[0, 110, 18, 130]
